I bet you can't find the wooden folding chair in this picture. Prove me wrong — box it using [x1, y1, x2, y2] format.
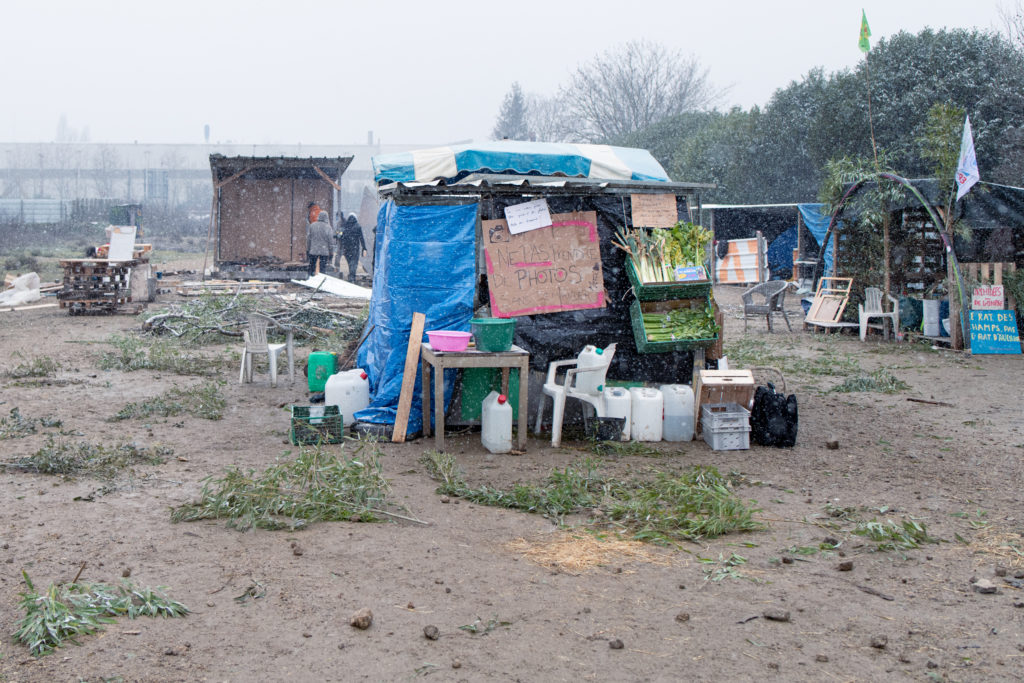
[804, 277, 857, 333]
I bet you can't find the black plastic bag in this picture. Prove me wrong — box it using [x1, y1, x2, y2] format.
[750, 382, 797, 447]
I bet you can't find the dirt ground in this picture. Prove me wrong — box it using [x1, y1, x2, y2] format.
[1, 267, 1023, 683]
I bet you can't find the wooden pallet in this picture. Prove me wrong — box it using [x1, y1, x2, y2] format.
[176, 280, 282, 296]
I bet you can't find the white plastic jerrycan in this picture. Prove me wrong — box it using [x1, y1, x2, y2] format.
[481, 391, 513, 454]
[660, 384, 695, 442]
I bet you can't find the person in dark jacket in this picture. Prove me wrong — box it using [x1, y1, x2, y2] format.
[337, 212, 367, 282]
[306, 210, 335, 277]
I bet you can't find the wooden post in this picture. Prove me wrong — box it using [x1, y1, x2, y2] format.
[883, 209, 891, 309]
[392, 312, 426, 443]
[755, 230, 765, 283]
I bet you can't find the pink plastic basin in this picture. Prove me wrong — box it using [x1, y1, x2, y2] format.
[426, 330, 471, 352]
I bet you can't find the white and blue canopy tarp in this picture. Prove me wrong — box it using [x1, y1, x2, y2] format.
[372, 141, 670, 185]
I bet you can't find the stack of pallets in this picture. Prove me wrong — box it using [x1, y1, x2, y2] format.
[57, 259, 137, 314]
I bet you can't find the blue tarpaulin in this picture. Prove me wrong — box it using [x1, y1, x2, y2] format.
[797, 203, 834, 275]
[766, 226, 798, 279]
[373, 141, 670, 184]
[354, 201, 478, 433]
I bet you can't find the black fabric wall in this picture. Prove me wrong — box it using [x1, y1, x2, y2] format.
[482, 194, 694, 384]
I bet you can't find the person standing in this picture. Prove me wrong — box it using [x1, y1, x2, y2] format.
[338, 212, 367, 282]
[306, 210, 335, 277]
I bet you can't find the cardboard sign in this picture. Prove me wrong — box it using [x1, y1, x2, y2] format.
[969, 309, 1022, 355]
[504, 198, 553, 235]
[972, 285, 1005, 310]
[630, 193, 678, 228]
[483, 211, 604, 317]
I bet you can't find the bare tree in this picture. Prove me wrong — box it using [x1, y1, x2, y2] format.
[93, 145, 121, 199]
[525, 93, 573, 142]
[558, 40, 725, 142]
[1000, 0, 1024, 48]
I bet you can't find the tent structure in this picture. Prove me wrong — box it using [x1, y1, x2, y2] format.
[699, 203, 834, 283]
[354, 146, 715, 435]
[372, 141, 670, 185]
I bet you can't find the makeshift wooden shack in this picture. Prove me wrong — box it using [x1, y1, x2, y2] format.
[206, 155, 353, 280]
[354, 141, 716, 434]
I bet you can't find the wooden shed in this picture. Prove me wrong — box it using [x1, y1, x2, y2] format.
[208, 154, 353, 280]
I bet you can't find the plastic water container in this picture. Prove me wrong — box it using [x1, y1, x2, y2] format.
[574, 345, 608, 394]
[307, 351, 336, 392]
[922, 299, 941, 337]
[481, 391, 513, 454]
[602, 387, 632, 441]
[324, 368, 370, 426]
[629, 387, 664, 441]
[660, 384, 695, 442]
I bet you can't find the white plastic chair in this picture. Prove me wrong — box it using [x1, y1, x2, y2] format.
[534, 343, 617, 448]
[858, 287, 900, 341]
[239, 314, 294, 387]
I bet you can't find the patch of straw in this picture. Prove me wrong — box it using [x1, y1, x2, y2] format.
[506, 532, 674, 574]
[970, 525, 1024, 568]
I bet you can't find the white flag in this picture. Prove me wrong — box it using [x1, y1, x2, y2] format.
[955, 115, 980, 201]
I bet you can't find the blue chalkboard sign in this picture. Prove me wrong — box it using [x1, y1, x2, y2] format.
[969, 310, 1022, 355]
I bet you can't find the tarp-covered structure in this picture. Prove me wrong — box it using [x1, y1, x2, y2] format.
[355, 145, 714, 434]
[700, 203, 834, 280]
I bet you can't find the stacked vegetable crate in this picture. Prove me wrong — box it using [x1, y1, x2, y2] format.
[617, 223, 719, 353]
[626, 257, 718, 354]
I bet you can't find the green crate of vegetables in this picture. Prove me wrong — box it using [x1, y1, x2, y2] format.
[629, 298, 720, 353]
[625, 259, 711, 301]
[615, 221, 713, 301]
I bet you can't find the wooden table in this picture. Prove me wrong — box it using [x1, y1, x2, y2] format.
[421, 343, 529, 452]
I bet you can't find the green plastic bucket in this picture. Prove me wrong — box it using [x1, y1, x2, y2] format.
[471, 317, 516, 352]
[307, 351, 336, 392]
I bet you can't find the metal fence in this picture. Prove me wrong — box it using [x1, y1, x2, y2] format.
[0, 199, 68, 224]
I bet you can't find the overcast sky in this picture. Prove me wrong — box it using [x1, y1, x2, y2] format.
[0, 0, 1011, 147]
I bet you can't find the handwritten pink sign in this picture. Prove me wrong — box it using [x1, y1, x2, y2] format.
[482, 211, 605, 317]
[972, 285, 1005, 311]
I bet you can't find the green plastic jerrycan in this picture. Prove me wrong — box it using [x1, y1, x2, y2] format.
[307, 351, 337, 392]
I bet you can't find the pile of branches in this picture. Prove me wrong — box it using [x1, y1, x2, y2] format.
[141, 290, 367, 345]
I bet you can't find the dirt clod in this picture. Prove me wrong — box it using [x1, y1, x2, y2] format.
[609, 638, 624, 649]
[763, 609, 791, 622]
[837, 560, 854, 572]
[995, 566, 1008, 577]
[452, 659, 462, 669]
[675, 612, 690, 623]
[815, 654, 829, 663]
[350, 607, 373, 630]
[972, 579, 998, 594]
[440, 495, 450, 503]
[870, 635, 888, 649]
[825, 438, 839, 450]
[781, 556, 794, 564]
[423, 625, 440, 640]
[122, 567, 132, 577]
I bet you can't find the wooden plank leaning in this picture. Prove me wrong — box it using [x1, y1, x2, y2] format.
[392, 312, 426, 443]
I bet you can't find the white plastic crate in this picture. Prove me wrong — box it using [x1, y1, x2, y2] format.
[701, 402, 750, 451]
[702, 425, 751, 451]
[700, 402, 750, 431]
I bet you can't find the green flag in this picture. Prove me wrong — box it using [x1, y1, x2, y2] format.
[859, 10, 871, 53]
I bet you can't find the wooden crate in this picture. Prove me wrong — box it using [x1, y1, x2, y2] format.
[694, 369, 755, 436]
